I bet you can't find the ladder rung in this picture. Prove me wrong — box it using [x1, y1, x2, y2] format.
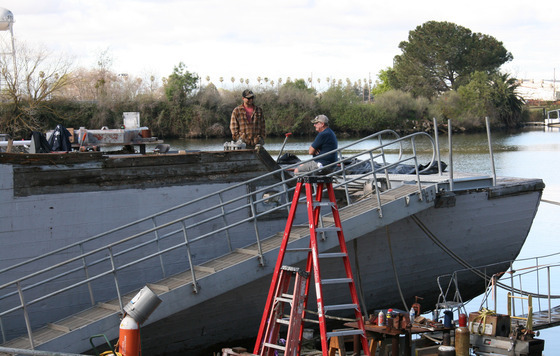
[316, 227, 341, 233]
[327, 329, 364, 338]
[303, 318, 319, 324]
[313, 201, 335, 207]
[276, 318, 290, 325]
[322, 278, 353, 284]
[324, 303, 358, 312]
[276, 296, 293, 303]
[318, 252, 347, 258]
[286, 247, 312, 252]
[263, 343, 286, 351]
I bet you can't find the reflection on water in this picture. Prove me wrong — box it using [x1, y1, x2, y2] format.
[167, 127, 560, 348]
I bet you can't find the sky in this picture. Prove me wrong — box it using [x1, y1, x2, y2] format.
[0, 0, 559, 90]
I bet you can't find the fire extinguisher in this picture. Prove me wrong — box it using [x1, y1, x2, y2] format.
[118, 315, 141, 356]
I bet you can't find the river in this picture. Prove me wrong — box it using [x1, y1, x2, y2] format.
[166, 126, 560, 353]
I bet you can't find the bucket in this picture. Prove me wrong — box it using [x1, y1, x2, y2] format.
[438, 345, 456, 356]
[141, 129, 152, 138]
[123, 286, 162, 325]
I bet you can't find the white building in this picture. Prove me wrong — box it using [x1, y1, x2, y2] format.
[516, 79, 559, 101]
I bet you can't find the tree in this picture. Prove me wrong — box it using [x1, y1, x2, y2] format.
[443, 71, 525, 129]
[0, 41, 73, 136]
[392, 21, 513, 98]
[163, 62, 198, 102]
[371, 68, 393, 97]
[489, 72, 525, 127]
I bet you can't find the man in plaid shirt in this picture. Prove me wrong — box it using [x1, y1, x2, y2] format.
[230, 89, 266, 147]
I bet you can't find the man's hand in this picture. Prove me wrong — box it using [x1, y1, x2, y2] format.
[309, 146, 319, 156]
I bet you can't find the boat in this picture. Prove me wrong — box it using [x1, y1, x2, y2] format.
[0, 127, 544, 355]
[545, 109, 560, 126]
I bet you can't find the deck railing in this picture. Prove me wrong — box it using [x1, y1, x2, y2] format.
[0, 130, 437, 347]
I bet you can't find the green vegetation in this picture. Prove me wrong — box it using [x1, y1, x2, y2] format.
[0, 22, 556, 140]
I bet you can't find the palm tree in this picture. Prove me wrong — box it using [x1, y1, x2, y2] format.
[490, 73, 525, 127]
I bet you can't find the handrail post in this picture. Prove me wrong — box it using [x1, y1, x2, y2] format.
[518, 275, 524, 317]
[485, 117, 497, 186]
[180, 221, 199, 293]
[510, 260, 515, 316]
[151, 217, 167, 278]
[378, 134, 392, 190]
[433, 118, 442, 176]
[339, 157, 352, 206]
[218, 192, 233, 252]
[536, 257, 541, 312]
[108, 247, 124, 313]
[279, 169, 292, 213]
[548, 266, 552, 324]
[0, 316, 5, 344]
[17, 281, 35, 349]
[248, 194, 265, 266]
[411, 136, 423, 200]
[80, 243, 95, 306]
[494, 274, 498, 313]
[447, 119, 454, 191]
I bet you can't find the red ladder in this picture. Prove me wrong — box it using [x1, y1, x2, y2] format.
[254, 176, 371, 356]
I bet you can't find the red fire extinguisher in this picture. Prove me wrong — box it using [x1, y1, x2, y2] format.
[118, 315, 141, 356]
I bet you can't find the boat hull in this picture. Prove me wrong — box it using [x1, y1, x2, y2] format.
[137, 185, 541, 355]
[0, 147, 543, 355]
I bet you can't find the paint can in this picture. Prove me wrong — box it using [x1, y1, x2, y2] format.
[124, 286, 162, 325]
[443, 310, 453, 328]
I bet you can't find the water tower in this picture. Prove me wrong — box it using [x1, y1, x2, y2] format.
[0, 7, 15, 92]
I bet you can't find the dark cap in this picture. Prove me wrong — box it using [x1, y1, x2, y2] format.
[242, 89, 255, 99]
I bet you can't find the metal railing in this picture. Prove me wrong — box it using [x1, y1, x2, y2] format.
[0, 130, 437, 348]
[437, 252, 560, 330]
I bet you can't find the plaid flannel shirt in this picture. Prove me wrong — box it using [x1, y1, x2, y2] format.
[230, 104, 266, 147]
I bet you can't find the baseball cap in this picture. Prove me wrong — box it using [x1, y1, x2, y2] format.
[311, 115, 329, 124]
[242, 89, 255, 99]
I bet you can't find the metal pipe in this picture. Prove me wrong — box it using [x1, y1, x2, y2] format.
[276, 132, 292, 160]
[411, 136, 423, 200]
[151, 217, 167, 278]
[433, 118, 442, 175]
[181, 221, 198, 294]
[79, 243, 95, 307]
[548, 266, 552, 323]
[108, 248, 124, 313]
[485, 117, 497, 186]
[447, 119, 454, 191]
[17, 281, 34, 350]
[218, 193, 233, 252]
[249, 194, 265, 266]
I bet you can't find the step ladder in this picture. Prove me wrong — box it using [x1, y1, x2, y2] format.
[253, 176, 371, 356]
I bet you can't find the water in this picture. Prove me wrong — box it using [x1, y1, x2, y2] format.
[167, 127, 560, 353]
